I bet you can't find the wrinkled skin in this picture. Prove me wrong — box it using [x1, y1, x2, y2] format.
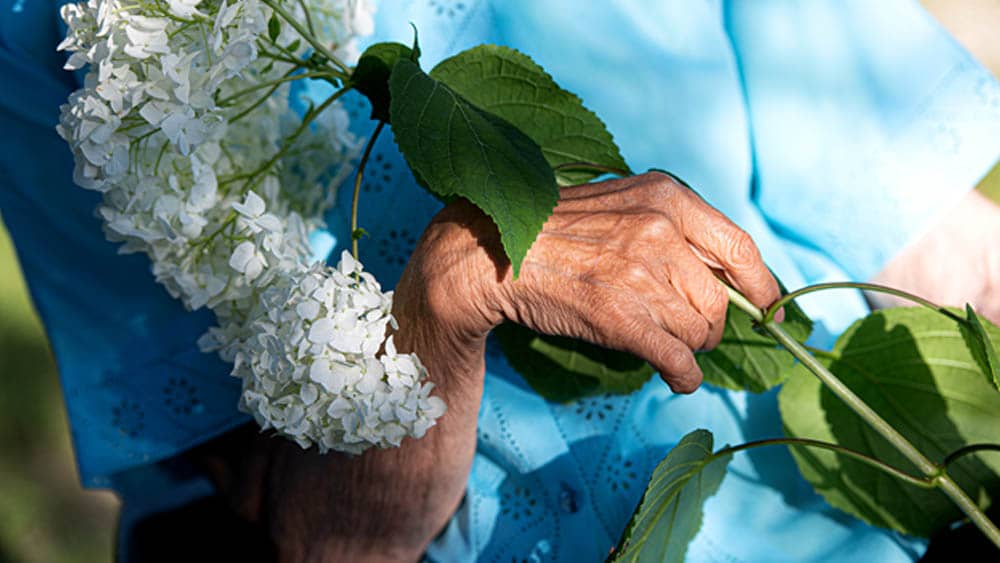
[201, 172, 782, 562]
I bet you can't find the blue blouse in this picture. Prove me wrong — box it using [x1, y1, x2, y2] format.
[2, 0, 999, 561]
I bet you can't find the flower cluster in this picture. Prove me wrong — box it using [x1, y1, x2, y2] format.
[57, 0, 445, 453]
[202, 255, 446, 453]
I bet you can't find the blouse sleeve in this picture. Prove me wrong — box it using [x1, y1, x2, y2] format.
[725, 0, 1000, 282]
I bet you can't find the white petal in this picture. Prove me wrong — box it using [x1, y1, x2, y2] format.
[424, 396, 447, 418]
[309, 360, 331, 386]
[327, 396, 353, 418]
[233, 190, 266, 218]
[228, 241, 255, 273]
[308, 318, 335, 344]
[245, 255, 265, 280]
[188, 169, 217, 210]
[299, 383, 319, 405]
[295, 299, 321, 320]
[255, 213, 282, 233]
[337, 250, 358, 275]
[331, 330, 364, 354]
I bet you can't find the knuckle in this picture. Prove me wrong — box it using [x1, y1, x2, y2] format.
[625, 173, 673, 207]
[703, 282, 730, 321]
[634, 212, 677, 242]
[677, 314, 710, 349]
[619, 260, 650, 287]
[642, 170, 690, 202]
[704, 327, 724, 351]
[727, 229, 760, 268]
[642, 169, 680, 191]
[664, 340, 698, 374]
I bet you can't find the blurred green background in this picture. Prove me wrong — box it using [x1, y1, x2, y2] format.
[0, 2, 997, 563]
[0, 220, 118, 563]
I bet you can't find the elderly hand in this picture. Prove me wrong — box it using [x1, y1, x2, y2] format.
[203, 172, 781, 562]
[869, 189, 1000, 323]
[400, 171, 782, 392]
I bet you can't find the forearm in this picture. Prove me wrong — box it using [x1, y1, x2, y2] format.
[196, 204, 502, 562]
[201, 174, 782, 561]
[204, 336, 486, 563]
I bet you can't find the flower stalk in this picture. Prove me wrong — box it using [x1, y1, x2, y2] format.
[351, 120, 386, 263]
[725, 286, 1000, 549]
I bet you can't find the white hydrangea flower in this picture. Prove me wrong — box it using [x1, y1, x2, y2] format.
[121, 15, 170, 59]
[166, 0, 205, 19]
[57, 0, 444, 454]
[233, 191, 283, 234]
[228, 254, 446, 452]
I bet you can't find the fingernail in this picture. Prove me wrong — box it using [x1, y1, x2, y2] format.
[774, 307, 786, 323]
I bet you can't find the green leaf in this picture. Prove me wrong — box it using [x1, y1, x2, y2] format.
[429, 45, 630, 186]
[267, 13, 280, 42]
[963, 304, 1000, 391]
[696, 291, 813, 393]
[423, 45, 643, 396]
[779, 307, 1000, 537]
[351, 42, 420, 121]
[493, 323, 654, 403]
[612, 429, 731, 562]
[389, 59, 558, 277]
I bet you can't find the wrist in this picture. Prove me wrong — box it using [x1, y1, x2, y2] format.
[394, 199, 511, 347]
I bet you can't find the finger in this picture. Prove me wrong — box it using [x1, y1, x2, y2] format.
[676, 196, 780, 310]
[638, 284, 713, 351]
[686, 251, 787, 324]
[658, 247, 729, 349]
[653, 335, 703, 394]
[588, 300, 702, 393]
[616, 259, 711, 350]
[625, 323, 703, 394]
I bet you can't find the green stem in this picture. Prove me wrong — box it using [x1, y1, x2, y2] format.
[726, 286, 1000, 549]
[129, 127, 158, 146]
[228, 65, 303, 124]
[350, 121, 386, 263]
[222, 88, 349, 190]
[218, 70, 334, 105]
[942, 444, 1000, 469]
[191, 210, 237, 249]
[763, 282, 964, 325]
[261, 0, 352, 77]
[258, 48, 305, 66]
[297, 0, 316, 37]
[152, 141, 170, 177]
[200, 21, 213, 66]
[717, 437, 935, 489]
[803, 344, 840, 360]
